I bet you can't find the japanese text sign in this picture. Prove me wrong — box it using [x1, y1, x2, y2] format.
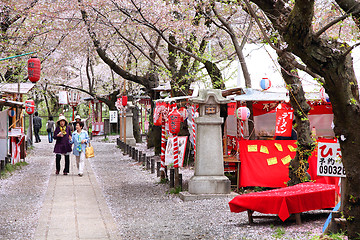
[275, 108, 293, 137]
[109, 111, 118, 123]
[317, 142, 345, 177]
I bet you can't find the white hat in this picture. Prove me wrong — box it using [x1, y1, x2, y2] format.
[56, 115, 68, 125]
[75, 115, 81, 120]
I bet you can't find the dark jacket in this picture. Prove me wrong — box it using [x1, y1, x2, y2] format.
[53, 125, 72, 154]
[33, 116, 42, 129]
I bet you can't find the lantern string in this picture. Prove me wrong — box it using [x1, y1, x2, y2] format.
[0, 51, 36, 62]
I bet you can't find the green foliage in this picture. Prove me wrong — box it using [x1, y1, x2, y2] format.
[272, 227, 285, 239]
[253, 186, 267, 192]
[1, 162, 28, 179]
[159, 178, 168, 184]
[168, 186, 182, 194]
[350, 98, 357, 105]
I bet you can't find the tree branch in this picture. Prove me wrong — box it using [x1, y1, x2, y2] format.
[314, 11, 360, 38]
[140, 32, 170, 70]
[77, 0, 149, 87]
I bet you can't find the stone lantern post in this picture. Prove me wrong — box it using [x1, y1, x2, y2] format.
[181, 89, 233, 200]
[125, 102, 136, 146]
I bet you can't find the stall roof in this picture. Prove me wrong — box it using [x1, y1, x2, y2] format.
[232, 88, 289, 101]
[0, 83, 35, 94]
[0, 99, 24, 107]
[232, 88, 323, 102]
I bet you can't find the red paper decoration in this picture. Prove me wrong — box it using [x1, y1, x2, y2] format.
[236, 107, 250, 121]
[25, 100, 35, 115]
[122, 96, 128, 107]
[28, 57, 41, 83]
[260, 77, 271, 90]
[168, 108, 182, 135]
[227, 102, 236, 115]
[153, 102, 164, 126]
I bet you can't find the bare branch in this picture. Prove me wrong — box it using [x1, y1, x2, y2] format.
[140, 33, 170, 70]
[314, 11, 359, 38]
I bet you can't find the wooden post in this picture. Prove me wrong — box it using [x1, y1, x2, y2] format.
[119, 112, 122, 141]
[123, 110, 126, 144]
[146, 156, 150, 170]
[151, 158, 155, 174]
[170, 168, 174, 188]
[142, 153, 146, 165]
[156, 162, 161, 177]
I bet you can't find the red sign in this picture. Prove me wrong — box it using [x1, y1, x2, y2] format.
[227, 102, 236, 115]
[275, 108, 293, 137]
[25, 100, 35, 115]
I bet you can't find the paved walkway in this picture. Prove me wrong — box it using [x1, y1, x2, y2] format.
[34, 153, 121, 240]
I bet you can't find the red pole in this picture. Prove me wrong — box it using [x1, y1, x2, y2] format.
[160, 119, 166, 179]
[72, 106, 75, 121]
[174, 134, 179, 188]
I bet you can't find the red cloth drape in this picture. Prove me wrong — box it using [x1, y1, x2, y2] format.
[239, 140, 339, 188]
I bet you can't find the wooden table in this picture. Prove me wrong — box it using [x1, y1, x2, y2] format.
[223, 155, 240, 190]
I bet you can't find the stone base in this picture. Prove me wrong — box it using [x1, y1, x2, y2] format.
[179, 191, 238, 201]
[188, 175, 231, 194]
[126, 138, 136, 146]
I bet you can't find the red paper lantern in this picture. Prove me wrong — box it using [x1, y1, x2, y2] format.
[260, 77, 271, 90]
[178, 107, 188, 121]
[28, 57, 41, 83]
[122, 96, 128, 107]
[236, 107, 250, 121]
[25, 100, 35, 115]
[168, 108, 182, 135]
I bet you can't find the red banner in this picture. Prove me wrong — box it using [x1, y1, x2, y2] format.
[275, 108, 293, 137]
[227, 102, 236, 115]
[238, 140, 339, 188]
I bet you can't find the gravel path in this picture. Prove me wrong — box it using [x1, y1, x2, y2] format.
[0, 135, 340, 239]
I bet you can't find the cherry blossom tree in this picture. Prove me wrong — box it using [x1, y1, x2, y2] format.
[247, 0, 360, 237]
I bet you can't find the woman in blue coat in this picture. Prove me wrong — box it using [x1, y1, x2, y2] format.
[70, 121, 89, 177]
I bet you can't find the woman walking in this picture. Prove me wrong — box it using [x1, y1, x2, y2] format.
[53, 115, 72, 175]
[46, 116, 55, 143]
[70, 121, 89, 177]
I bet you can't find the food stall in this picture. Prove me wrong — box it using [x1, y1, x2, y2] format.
[225, 88, 337, 188]
[0, 83, 35, 165]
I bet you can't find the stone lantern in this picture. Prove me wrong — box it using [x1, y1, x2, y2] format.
[181, 89, 232, 200]
[125, 101, 136, 146]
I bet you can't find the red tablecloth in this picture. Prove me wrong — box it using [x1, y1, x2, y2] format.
[229, 182, 335, 221]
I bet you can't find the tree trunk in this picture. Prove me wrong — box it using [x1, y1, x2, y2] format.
[277, 51, 314, 186]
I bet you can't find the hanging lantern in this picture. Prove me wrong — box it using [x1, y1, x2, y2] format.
[115, 97, 122, 110]
[319, 87, 330, 102]
[260, 77, 271, 90]
[168, 108, 182, 135]
[236, 107, 250, 121]
[25, 100, 35, 115]
[28, 56, 41, 83]
[122, 96, 128, 107]
[67, 90, 81, 107]
[178, 107, 188, 121]
[8, 108, 16, 117]
[153, 102, 164, 126]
